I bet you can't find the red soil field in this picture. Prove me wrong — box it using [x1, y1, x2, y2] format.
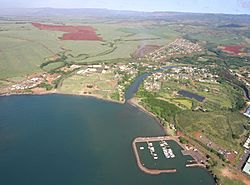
[194, 131, 202, 140]
[221, 45, 244, 54]
[62, 32, 101, 41]
[32, 22, 102, 41]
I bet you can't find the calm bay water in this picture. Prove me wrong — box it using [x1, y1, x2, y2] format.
[0, 95, 215, 185]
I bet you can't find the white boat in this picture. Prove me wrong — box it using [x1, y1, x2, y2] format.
[149, 147, 155, 152]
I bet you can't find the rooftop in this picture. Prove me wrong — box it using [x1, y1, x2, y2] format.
[243, 156, 250, 175]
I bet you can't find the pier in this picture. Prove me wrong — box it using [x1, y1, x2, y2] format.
[181, 150, 206, 168]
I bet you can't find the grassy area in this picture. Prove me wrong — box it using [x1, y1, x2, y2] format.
[137, 84, 248, 153]
[82, 40, 139, 63]
[0, 80, 13, 88]
[42, 61, 65, 71]
[186, 31, 244, 45]
[0, 36, 48, 78]
[0, 22, 61, 78]
[119, 25, 180, 41]
[58, 71, 119, 101]
[63, 40, 110, 58]
[218, 176, 245, 185]
[159, 78, 243, 111]
[175, 110, 248, 152]
[172, 98, 193, 109]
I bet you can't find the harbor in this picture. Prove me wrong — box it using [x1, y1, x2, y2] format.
[133, 136, 206, 175]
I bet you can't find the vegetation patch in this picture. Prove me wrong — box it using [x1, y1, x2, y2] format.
[175, 110, 248, 152]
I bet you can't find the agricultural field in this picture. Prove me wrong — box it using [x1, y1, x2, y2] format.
[119, 26, 180, 42]
[32, 22, 102, 41]
[0, 21, 61, 78]
[186, 31, 244, 45]
[220, 45, 245, 55]
[0, 20, 181, 80]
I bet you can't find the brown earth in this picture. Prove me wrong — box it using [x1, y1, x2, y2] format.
[221, 167, 250, 185]
[32, 22, 102, 41]
[133, 44, 162, 58]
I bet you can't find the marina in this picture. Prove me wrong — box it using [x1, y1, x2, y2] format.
[145, 140, 176, 161]
[133, 136, 206, 175]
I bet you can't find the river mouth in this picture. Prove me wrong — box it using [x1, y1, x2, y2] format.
[0, 94, 215, 185]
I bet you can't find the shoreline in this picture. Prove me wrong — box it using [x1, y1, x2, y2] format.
[0, 90, 125, 105]
[127, 97, 166, 133]
[1, 88, 216, 183]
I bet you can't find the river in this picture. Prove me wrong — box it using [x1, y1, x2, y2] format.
[125, 66, 175, 101]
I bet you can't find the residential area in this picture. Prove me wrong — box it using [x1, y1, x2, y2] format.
[145, 38, 203, 62]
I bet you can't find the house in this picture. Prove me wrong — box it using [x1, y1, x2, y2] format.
[243, 136, 250, 149]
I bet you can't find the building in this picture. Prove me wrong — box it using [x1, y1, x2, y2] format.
[243, 136, 250, 149]
[243, 156, 250, 175]
[244, 106, 250, 118]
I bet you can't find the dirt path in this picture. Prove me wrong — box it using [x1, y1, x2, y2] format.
[221, 167, 250, 185]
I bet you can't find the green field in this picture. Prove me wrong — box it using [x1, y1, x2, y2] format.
[175, 111, 248, 151]
[0, 22, 61, 78]
[42, 61, 65, 71]
[218, 177, 244, 185]
[186, 31, 244, 45]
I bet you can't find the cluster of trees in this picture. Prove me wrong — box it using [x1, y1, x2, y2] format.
[137, 89, 181, 122]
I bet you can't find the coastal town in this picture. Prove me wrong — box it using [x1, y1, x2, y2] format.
[1, 3, 250, 185]
[0, 28, 249, 185]
[144, 66, 219, 92]
[0, 37, 209, 102]
[0, 62, 140, 102]
[1, 38, 249, 177]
